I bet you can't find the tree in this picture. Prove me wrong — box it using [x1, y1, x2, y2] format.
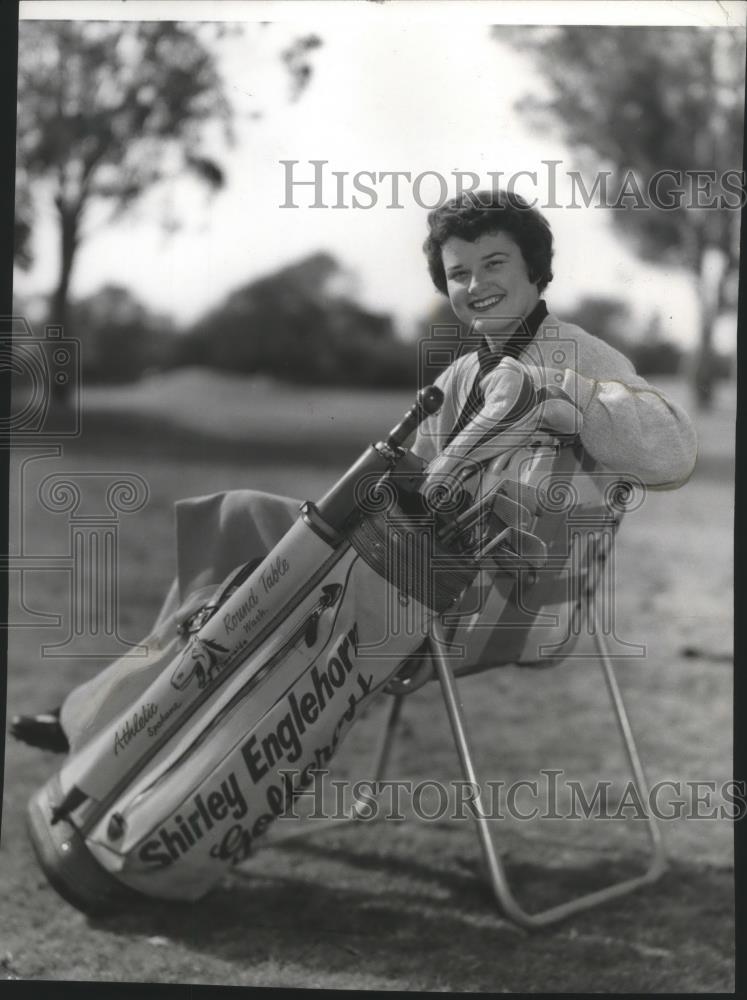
[70, 284, 177, 383]
[14, 168, 34, 271]
[16, 21, 232, 400]
[633, 313, 684, 377]
[560, 296, 633, 359]
[499, 25, 744, 409]
[181, 252, 415, 387]
[16, 22, 322, 403]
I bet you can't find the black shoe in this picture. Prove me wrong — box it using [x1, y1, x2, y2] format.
[10, 708, 69, 754]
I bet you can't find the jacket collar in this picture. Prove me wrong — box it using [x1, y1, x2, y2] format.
[476, 299, 548, 377]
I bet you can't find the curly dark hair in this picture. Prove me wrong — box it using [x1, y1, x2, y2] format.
[423, 189, 554, 295]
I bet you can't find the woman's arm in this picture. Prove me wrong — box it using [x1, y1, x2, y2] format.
[412, 334, 699, 490]
[554, 360, 698, 490]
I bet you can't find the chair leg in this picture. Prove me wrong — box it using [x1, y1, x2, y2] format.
[428, 615, 667, 928]
[347, 692, 405, 818]
[594, 621, 667, 869]
[267, 690, 406, 842]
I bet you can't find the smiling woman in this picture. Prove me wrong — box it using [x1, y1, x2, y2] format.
[413, 189, 697, 489]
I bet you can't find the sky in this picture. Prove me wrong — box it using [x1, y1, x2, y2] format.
[14, 3, 744, 351]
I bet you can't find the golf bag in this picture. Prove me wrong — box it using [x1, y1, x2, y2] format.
[27, 382, 578, 913]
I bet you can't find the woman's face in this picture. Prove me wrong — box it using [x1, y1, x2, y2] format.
[441, 230, 540, 339]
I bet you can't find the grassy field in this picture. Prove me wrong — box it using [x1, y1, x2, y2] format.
[2, 371, 735, 991]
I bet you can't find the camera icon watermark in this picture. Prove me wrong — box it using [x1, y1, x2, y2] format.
[1, 316, 82, 437]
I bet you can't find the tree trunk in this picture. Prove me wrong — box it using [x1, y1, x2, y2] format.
[692, 246, 726, 413]
[693, 328, 715, 413]
[48, 205, 79, 406]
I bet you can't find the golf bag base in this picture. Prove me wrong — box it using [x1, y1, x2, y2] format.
[27, 775, 140, 915]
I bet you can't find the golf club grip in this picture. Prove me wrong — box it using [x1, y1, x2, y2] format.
[386, 385, 444, 449]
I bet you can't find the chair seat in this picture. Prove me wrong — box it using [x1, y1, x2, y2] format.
[389, 441, 628, 687]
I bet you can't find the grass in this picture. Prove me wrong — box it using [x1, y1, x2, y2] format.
[2, 370, 735, 991]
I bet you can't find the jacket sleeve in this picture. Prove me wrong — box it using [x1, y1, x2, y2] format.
[558, 362, 698, 489]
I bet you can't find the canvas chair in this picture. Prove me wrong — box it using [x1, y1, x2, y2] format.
[274, 439, 667, 929]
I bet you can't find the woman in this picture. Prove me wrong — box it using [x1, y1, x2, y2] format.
[11, 188, 698, 752]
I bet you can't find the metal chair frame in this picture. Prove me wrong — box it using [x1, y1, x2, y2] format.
[349, 611, 667, 929]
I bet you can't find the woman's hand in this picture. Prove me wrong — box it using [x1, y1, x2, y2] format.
[423, 356, 583, 488]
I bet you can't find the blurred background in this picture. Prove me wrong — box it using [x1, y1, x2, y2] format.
[4, 10, 741, 990]
[12, 17, 743, 409]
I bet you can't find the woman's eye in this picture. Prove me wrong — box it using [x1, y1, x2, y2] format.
[486, 259, 503, 269]
[449, 271, 468, 282]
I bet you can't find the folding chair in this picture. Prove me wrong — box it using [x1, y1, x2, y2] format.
[281, 440, 667, 929]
